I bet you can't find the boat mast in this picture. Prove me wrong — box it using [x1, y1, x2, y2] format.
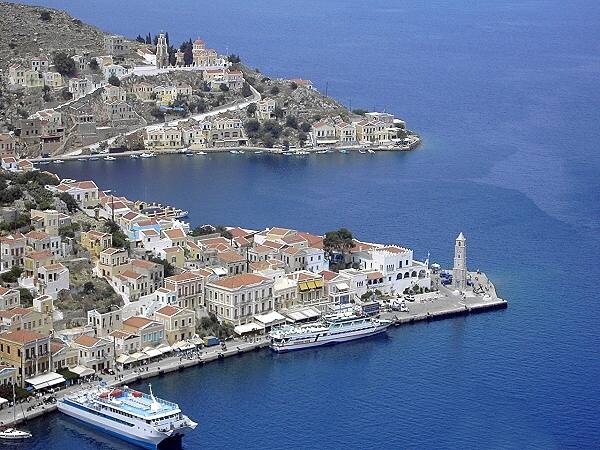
[12, 381, 16, 424]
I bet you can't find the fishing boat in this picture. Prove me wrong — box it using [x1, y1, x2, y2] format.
[0, 383, 32, 441]
[58, 384, 197, 449]
[269, 311, 392, 352]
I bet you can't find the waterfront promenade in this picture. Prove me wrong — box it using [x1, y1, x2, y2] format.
[0, 271, 504, 428]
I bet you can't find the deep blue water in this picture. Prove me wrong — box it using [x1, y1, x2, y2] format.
[11, 0, 600, 448]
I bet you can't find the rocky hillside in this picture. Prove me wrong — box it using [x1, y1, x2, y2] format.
[0, 1, 109, 71]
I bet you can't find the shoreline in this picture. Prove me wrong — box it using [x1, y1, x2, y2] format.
[29, 138, 422, 164]
[2, 291, 505, 427]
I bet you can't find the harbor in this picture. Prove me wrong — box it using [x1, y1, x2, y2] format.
[0, 274, 504, 428]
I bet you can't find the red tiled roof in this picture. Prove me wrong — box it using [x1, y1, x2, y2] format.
[209, 273, 270, 290]
[0, 329, 47, 344]
[74, 335, 101, 347]
[123, 316, 154, 329]
[155, 305, 181, 316]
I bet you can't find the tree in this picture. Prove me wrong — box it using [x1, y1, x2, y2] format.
[323, 228, 355, 263]
[285, 115, 298, 129]
[290, 81, 298, 90]
[136, 34, 145, 43]
[246, 103, 257, 117]
[0, 266, 23, 283]
[146, 33, 152, 45]
[61, 89, 72, 101]
[83, 281, 96, 295]
[219, 83, 229, 92]
[300, 122, 312, 133]
[273, 106, 284, 119]
[262, 120, 282, 138]
[298, 131, 308, 147]
[189, 225, 216, 237]
[59, 192, 79, 212]
[244, 119, 261, 137]
[270, 86, 280, 96]
[108, 74, 121, 87]
[242, 82, 252, 98]
[227, 54, 241, 63]
[352, 108, 369, 116]
[19, 288, 33, 307]
[53, 52, 77, 77]
[89, 59, 100, 72]
[40, 11, 51, 21]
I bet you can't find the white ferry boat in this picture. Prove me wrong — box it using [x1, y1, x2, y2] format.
[269, 312, 392, 352]
[58, 384, 197, 449]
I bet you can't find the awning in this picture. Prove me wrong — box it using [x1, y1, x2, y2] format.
[234, 323, 262, 335]
[172, 341, 195, 351]
[190, 337, 204, 346]
[25, 372, 66, 390]
[143, 348, 162, 358]
[116, 354, 136, 364]
[254, 311, 286, 326]
[336, 282, 350, 291]
[156, 343, 173, 354]
[302, 307, 321, 318]
[0, 397, 8, 406]
[286, 311, 306, 322]
[70, 365, 95, 377]
[212, 267, 228, 276]
[130, 351, 149, 361]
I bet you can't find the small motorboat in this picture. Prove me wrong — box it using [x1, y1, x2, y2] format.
[0, 384, 32, 441]
[367, 149, 375, 154]
[89, 156, 99, 161]
[54, 159, 64, 164]
[254, 150, 263, 154]
[77, 158, 87, 161]
[0, 428, 32, 440]
[197, 151, 207, 155]
[130, 154, 139, 159]
[104, 156, 116, 161]
[140, 152, 155, 158]
[185, 152, 194, 157]
[339, 149, 348, 154]
[229, 150, 238, 154]
[359, 149, 366, 154]
[238, 150, 245, 154]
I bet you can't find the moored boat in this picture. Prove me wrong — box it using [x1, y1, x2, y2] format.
[57, 384, 197, 449]
[269, 312, 391, 352]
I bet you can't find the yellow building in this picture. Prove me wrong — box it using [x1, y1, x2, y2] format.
[97, 247, 129, 279]
[161, 246, 185, 268]
[0, 330, 51, 386]
[0, 307, 53, 336]
[81, 230, 113, 258]
[153, 305, 195, 345]
[23, 250, 55, 277]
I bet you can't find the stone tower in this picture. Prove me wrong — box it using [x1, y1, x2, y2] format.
[452, 232, 467, 290]
[156, 33, 169, 69]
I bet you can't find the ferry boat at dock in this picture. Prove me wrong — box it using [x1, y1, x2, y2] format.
[269, 312, 392, 352]
[57, 384, 197, 449]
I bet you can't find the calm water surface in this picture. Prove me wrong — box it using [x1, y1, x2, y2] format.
[12, 0, 600, 448]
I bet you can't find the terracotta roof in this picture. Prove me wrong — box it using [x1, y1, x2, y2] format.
[228, 227, 252, 239]
[123, 316, 154, 329]
[164, 228, 186, 239]
[0, 287, 15, 295]
[120, 270, 144, 280]
[209, 273, 271, 290]
[27, 250, 53, 260]
[131, 259, 160, 270]
[218, 251, 245, 263]
[155, 305, 181, 316]
[163, 246, 182, 253]
[74, 335, 101, 347]
[381, 246, 409, 254]
[25, 230, 50, 240]
[282, 246, 303, 255]
[282, 234, 307, 245]
[166, 271, 200, 283]
[140, 229, 159, 236]
[320, 270, 338, 281]
[41, 263, 66, 271]
[262, 240, 285, 250]
[366, 271, 384, 280]
[0, 307, 32, 318]
[0, 329, 47, 344]
[109, 330, 131, 339]
[122, 211, 139, 220]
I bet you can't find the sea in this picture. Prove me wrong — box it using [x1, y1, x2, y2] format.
[7, 0, 600, 449]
